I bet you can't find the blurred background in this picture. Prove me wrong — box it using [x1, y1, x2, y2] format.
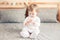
[0, 0, 60, 40]
[0, 0, 60, 23]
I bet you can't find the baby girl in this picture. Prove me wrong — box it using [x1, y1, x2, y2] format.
[20, 4, 40, 38]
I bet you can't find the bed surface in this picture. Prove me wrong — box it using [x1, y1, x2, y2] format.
[0, 23, 60, 40]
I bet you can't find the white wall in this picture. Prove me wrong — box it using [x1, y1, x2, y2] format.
[0, 0, 60, 2]
[0, 0, 28, 2]
[29, 0, 60, 2]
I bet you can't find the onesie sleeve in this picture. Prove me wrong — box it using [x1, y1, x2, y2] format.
[33, 17, 40, 27]
[23, 17, 29, 26]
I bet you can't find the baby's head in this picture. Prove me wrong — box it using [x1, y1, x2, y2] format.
[28, 4, 37, 17]
[28, 10, 37, 17]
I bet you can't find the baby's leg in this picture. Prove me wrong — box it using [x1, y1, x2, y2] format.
[30, 28, 40, 38]
[20, 27, 30, 38]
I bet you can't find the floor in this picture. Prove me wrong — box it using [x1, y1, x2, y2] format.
[0, 23, 60, 40]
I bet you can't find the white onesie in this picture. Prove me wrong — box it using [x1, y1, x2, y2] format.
[20, 16, 40, 38]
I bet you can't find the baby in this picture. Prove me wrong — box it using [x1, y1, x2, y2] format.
[20, 4, 40, 38]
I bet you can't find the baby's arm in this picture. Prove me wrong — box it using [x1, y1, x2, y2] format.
[23, 17, 32, 26]
[23, 17, 29, 26]
[32, 18, 40, 27]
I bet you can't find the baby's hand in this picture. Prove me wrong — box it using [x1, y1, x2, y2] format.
[26, 18, 33, 23]
[28, 19, 32, 23]
[32, 22, 35, 25]
[25, 22, 29, 26]
[24, 19, 32, 26]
